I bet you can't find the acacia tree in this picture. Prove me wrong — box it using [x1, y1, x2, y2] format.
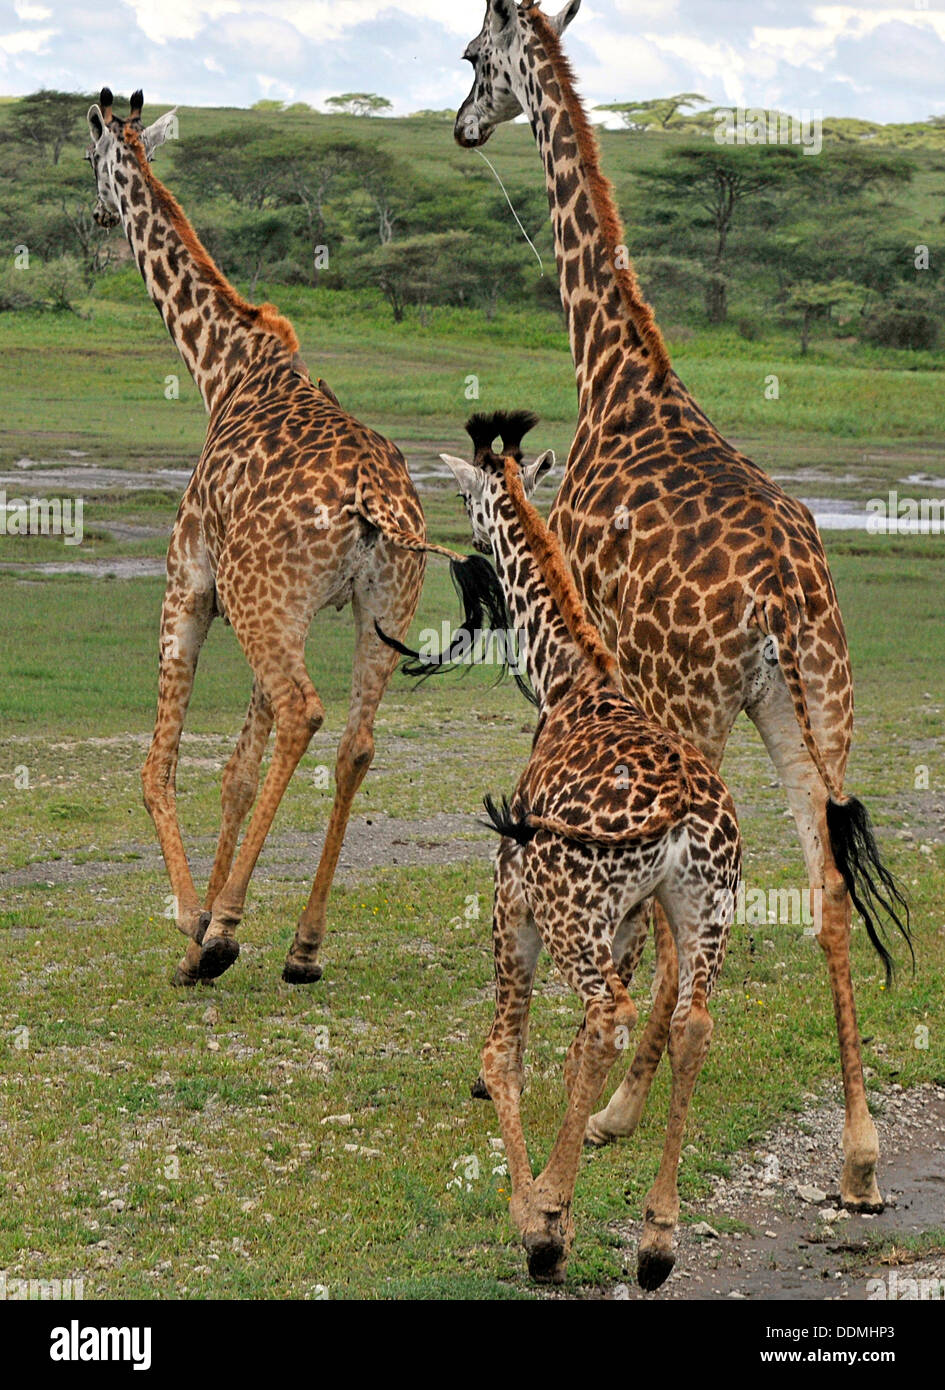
[596, 93, 708, 132]
[640, 145, 804, 322]
[0, 89, 86, 164]
[780, 280, 861, 355]
[325, 94, 392, 118]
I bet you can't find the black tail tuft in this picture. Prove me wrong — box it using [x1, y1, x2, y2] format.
[482, 794, 537, 845]
[375, 553, 538, 706]
[827, 796, 914, 987]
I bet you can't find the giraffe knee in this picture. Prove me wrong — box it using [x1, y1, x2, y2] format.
[141, 757, 172, 816]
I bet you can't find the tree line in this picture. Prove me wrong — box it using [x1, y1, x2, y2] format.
[0, 89, 941, 353]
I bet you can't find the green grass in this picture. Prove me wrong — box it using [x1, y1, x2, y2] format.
[1, 526, 943, 1298]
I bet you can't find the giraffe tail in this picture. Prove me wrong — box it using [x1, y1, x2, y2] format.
[375, 552, 538, 705]
[753, 596, 913, 985]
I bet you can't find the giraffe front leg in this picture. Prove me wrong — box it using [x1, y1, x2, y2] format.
[141, 575, 214, 987]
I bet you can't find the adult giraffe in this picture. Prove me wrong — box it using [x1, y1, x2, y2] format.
[453, 1, 910, 1211]
[84, 88, 454, 986]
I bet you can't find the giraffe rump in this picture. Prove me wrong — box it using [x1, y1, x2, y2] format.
[826, 797, 914, 987]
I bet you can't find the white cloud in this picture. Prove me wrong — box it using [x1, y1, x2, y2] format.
[0, 25, 55, 55]
[0, 1, 939, 123]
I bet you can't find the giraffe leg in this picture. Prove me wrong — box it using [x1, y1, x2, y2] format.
[750, 676, 882, 1211]
[637, 980, 714, 1292]
[141, 572, 215, 986]
[283, 552, 423, 982]
[480, 845, 542, 1233]
[205, 680, 274, 907]
[198, 628, 323, 981]
[566, 899, 649, 1102]
[520, 921, 637, 1284]
[585, 903, 678, 1144]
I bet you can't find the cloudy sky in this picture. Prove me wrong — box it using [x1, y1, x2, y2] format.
[1, 1, 943, 123]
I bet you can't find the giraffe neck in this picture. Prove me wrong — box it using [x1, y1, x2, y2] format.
[486, 470, 615, 709]
[115, 133, 297, 414]
[514, 10, 670, 412]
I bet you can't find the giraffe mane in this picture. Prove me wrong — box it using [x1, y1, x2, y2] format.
[525, 4, 671, 378]
[122, 126, 300, 356]
[502, 456, 617, 682]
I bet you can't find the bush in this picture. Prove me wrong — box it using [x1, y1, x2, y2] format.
[861, 307, 939, 351]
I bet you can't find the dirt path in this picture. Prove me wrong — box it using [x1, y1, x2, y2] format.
[602, 1084, 945, 1301]
[0, 811, 495, 897]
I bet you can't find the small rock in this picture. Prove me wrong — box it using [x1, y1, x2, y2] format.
[201, 1005, 219, 1026]
[206, 1039, 220, 1053]
[797, 1184, 827, 1204]
[691, 1221, 720, 1239]
[321, 1113, 353, 1127]
[819, 1207, 839, 1223]
[764, 1230, 778, 1239]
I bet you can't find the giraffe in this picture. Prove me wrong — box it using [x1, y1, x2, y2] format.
[451, 2, 912, 1212]
[84, 87, 458, 986]
[422, 410, 742, 1288]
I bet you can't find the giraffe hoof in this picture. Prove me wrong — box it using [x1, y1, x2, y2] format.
[583, 1115, 616, 1148]
[198, 936, 240, 980]
[524, 1231, 568, 1284]
[842, 1196, 884, 1216]
[281, 958, 323, 985]
[470, 1074, 492, 1101]
[637, 1247, 675, 1292]
[171, 965, 199, 988]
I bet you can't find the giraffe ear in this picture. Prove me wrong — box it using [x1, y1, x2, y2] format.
[440, 454, 484, 499]
[521, 450, 555, 496]
[549, 0, 581, 36]
[142, 108, 178, 159]
[87, 105, 108, 143]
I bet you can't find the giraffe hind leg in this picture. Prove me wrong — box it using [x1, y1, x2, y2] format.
[283, 550, 424, 982]
[749, 671, 882, 1211]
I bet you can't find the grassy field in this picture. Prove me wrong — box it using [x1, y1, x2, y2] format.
[1, 133, 944, 1293]
[1, 498, 944, 1297]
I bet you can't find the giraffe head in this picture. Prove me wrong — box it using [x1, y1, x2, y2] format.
[441, 410, 554, 553]
[455, 0, 581, 147]
[86, 87, 178, 229]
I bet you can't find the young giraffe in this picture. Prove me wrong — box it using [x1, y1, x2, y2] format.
[453, 0, 911, 1212]
[433, 411, 741, 1288]
[85, 88, 444, 985]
